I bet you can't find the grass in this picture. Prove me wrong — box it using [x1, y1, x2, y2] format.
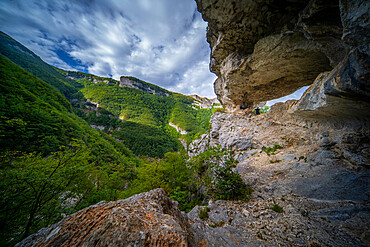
[209, 220, 225, 228]
[261, 144, 282, 156]
[298, 156, 307, 162]
[301, 210, 310, 217]
[269, 159, 281, 163]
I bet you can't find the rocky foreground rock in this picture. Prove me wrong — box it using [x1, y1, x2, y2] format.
[188, 103, 369, 246]
[15, 188, 195, 247]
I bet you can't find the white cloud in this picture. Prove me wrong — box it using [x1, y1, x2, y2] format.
[0, 0, 217, 98]
[170, 60, 217, 97]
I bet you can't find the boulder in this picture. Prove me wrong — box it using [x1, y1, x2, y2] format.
[15, 189, 196, 247]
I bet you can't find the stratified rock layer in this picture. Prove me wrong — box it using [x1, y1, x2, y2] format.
[196, 0, 369, 109]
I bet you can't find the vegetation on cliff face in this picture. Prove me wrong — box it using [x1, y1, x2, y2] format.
[121, 146, 251, 212]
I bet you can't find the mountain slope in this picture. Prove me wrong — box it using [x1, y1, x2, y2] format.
[0, 31, 81, 99]
[60, 70, 215, 156]
[0, 31, 215, 157]
[0, 44, 140, 246]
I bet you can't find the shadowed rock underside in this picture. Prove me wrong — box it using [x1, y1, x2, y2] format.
[196, 0, 369, 111]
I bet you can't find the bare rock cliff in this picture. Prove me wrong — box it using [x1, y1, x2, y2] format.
[188, 104, 369, 246]
[119, 76, 170, 97]
[195, 0, 369, 110]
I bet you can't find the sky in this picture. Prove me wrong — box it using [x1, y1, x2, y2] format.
[0, 0, 218, 98]
[266, 86, 309, 107]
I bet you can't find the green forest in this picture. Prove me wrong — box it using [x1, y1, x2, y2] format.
[0, 31, 248, 246]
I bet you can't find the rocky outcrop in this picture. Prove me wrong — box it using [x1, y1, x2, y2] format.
[169, 122, 188, 135]
[84, 99, 99, 111]
[120, 76, 170, 97]
[189, 94, 221, 109]
[90, 124, 105, 131]
[290, 0, 370, 118]
[188, 197, 368, 246]
[196, 0, 369, 110]
[16, 189, 196, 247]
[289, 69, 370, 119]
[188, 106, 369, 246]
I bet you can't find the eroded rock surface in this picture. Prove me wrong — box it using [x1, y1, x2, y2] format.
[196, 0, 369, 109]
[119, 76, 170, 97]
[188, 106, 369, 246]
[189, 94, 221, 109]
[16, 188, 195, 247]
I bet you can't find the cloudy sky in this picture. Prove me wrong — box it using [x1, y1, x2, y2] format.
[0, 0, 218, 98]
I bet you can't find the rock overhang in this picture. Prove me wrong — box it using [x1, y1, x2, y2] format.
[196, 0, 369, 112]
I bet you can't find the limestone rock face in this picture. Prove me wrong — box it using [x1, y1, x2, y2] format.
[188, 107, 369, 245]
[15, 189, 195, 247]
[196, 0, 369, 109]
[119, 77, 170, 97]
[189, 94, 221, 109]
[290, 0, 370, 117]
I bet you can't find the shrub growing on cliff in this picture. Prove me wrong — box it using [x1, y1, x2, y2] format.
[260, 105, 270, 113]
[210, 152, 252, 201]
[270, 203, 284, 213]
[121, 147, 252, 212]
[261, 144, 282, 156]
[189, 146, 252, 201]
[198, 207, 210, 220]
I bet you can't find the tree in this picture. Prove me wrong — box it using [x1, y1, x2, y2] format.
[189, 146, 252, 201]
[0, 143, 92, 245]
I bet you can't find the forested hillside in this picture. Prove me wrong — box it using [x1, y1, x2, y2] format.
[0, 32, 226, 245]
[60, 70, 215, 156]
[0, 31, 216, 158]
[0, 53, 141, 245]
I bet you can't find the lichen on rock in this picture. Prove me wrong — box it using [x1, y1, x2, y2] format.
[15, 188, 196, 247]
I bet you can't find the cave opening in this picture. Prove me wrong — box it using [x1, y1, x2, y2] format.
[265, 85, 310, 107]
